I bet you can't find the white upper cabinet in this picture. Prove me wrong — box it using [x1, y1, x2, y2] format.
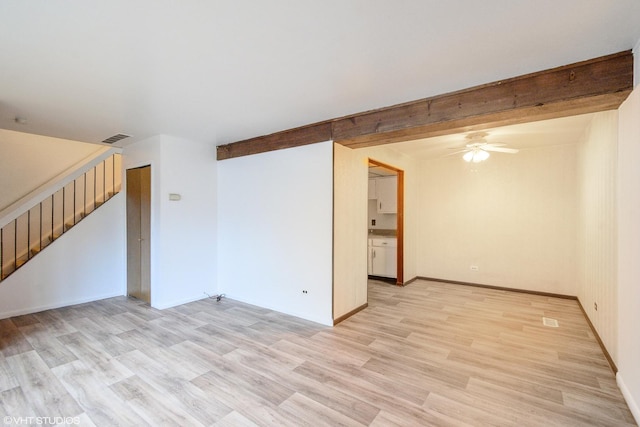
[375, 176, 397, 214]
[368, 178, 377, 200]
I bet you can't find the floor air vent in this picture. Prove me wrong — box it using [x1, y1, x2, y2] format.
[102, 134, 131, 144]
[542, 317, 559, 328]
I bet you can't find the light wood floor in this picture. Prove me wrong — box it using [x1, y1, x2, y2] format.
[0, 279, 635, 426]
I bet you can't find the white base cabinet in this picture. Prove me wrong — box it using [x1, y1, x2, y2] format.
[367, 237, 397, 278]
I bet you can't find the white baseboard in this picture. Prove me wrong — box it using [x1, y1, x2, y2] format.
[0, 291, 124, 320]
[220, 291, 333, 327]
[151, 293, 213, 310]
[617, 372, 640, 425]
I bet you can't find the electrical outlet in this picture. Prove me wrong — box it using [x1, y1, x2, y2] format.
[470, 265, 479, 271]
[302, 290, 308, 294]
[594, 302, 598, 311]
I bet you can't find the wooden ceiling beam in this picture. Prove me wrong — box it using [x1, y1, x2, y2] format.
[217, 50, 633, 160]
[216, 122, 332, 161]
[333, 50, 632, 148]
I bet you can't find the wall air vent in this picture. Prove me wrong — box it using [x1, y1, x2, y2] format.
[102, 134, 131, 144]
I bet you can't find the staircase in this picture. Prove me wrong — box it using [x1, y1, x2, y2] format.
[0, 154, 122, 281]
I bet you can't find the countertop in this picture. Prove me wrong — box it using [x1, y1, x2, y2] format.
[368, 229, 397, 237]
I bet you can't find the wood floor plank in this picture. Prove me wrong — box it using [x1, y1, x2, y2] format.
[32, 310, 78, 337]
[191, 368, 300, 425]
[221, 341, 305, 373]
[0, 387, 39, 420]
[52, 360, 150, 427]
[563, 391, 638, 425]
[213, 411, 259, 427]
[109, 375, 203, 426]
[194, 322, 269, 351]
[194, 355, 296, 406]
[66, 317, 136, 357]
[115, 327, 177, 350]
[293, 359, 430, 407]
[278, 392, 365, 427]
[366, 398, 468, 427]
[234, 400, 309, 427]
[465, 376, 635, 426]
[18, 323, 78, 368]
[10, 314, 40, 328]
[138, 344, 210, 380]
[169, 339, 237, 368]
[6, 350, 83, 418]
[148, 310, 208, 333]
[0, 319, 33, 357]
[367, 333, 451, 361]
[423, 388, 550, 427]
[116, 349, 232, 424]
[223, 346, 381, 425]
[0, 357, 19, 393]
[362, 353, 469, 393]
[272, 337, 367, 370]
[57, 331, 134, 386]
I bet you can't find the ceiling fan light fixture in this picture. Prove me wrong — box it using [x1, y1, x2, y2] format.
[475, 149, 490, 162]
[463, 149, 490, 163]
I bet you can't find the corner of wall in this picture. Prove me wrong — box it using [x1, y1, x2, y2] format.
[123, 134, 219, 311]
[575, 111, 619, 362]
[617, 84, 640, 427]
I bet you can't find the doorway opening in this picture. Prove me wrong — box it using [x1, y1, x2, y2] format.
[126, 165, 151, 303]
[367, 159, 404, 285]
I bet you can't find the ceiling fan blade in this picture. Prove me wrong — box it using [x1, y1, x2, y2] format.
[446, 149, 469, 156]
[484, 146, 519, 153]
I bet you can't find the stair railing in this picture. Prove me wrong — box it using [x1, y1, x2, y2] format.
[0, 154, 122, 281]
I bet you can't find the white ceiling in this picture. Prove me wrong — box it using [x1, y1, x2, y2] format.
[388, 112, 598, 160]
[0, 1, 639, 148]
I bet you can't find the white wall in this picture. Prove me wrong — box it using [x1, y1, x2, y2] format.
[334, 143, 368, 319]
[417, 143, 578, 295]
[123, 135, 218, 310]
[0, 192, 126, 319]
[576, 111, 618, 361]
[617, 85, 640, 423]
[217, 141, 333, 326]
[157, 136, 217, 308]
[0, 129, 105, 212]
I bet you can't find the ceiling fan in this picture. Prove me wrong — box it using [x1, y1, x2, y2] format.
[450, 132, 519, 162]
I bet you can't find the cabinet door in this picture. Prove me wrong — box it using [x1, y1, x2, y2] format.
[376, 176, 397, 213]
[367, 247, 373, 275]
[385, 246, 397, 278]
[368, 179, 377, 200]
[371, 246, 388, 277]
